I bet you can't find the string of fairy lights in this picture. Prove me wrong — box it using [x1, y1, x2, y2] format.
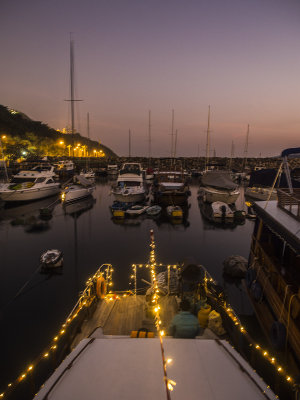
[148, 229, 176, 397]
[1, 241, 298, 398]
[0, 264, 114, 399]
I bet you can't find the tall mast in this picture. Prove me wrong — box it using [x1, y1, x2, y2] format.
[243, 124, 250, 171]
[205, 105, 211, 171]
[65, 35, 82, 136]
[129, 129, 131, 158]
[70, 38, 75, 134]
[174, 129, 178, 159]
[148, 110, 151, 162]
[87, 112, 90, 139]
[171, 109, 174, 162]
[229, 140, 234, 169]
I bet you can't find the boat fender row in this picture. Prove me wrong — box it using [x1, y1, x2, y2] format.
[96, 276, 107, 299]
[130, 328, 154, 338]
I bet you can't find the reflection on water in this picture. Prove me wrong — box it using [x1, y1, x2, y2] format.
[0, 178, 255, 389]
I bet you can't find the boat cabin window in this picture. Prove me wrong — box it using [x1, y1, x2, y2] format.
[11, 177, 36, 184]
[46, 179, 54, 184]
[36, 177, 46, 183]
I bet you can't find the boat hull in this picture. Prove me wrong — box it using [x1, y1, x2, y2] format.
[0, 185, 60, 202]
[112, 192, 145, 203]
[63, 186, 95, 203]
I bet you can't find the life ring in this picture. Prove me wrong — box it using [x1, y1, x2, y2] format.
[250, 281, 263, 302]
[246, 268, 256, 288]
[271, 321, 286, 350]
[96, 276, 107, 299]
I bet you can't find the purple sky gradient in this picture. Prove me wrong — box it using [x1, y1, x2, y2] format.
[1, 0, 300, 157]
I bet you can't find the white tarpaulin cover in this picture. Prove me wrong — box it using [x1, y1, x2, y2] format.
[35, 338, 275, 400]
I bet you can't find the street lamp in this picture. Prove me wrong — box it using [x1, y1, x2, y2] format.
[67, 145, 72, 157]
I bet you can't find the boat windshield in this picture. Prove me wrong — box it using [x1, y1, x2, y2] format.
[31, 165, 52, 171]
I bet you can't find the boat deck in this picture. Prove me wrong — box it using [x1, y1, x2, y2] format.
[72, 295, 179, 348]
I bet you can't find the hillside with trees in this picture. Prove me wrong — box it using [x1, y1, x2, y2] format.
[0, 105, 117, 160]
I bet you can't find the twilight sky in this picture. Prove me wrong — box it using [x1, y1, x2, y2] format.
[1, 0, 300, 157]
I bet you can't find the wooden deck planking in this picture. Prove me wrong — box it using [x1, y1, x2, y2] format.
[103, 296, 147, 335]
[72, 295, 180, 347]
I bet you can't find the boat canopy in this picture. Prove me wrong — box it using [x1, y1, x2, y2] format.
[201, 171, 237, 190]
[281, 147, 300, 158]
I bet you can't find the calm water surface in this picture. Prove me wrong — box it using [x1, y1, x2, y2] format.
[0, 178, 255, 389]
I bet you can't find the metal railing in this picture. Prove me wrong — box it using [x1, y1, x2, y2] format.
[277, 188, 300, 220]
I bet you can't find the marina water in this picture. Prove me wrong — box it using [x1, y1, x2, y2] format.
[0, 178, 255, 390]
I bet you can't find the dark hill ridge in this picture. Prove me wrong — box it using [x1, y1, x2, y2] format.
[0, 105, 117, 158]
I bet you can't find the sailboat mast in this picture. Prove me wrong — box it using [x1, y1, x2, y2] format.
[65, 35, 82, 138]
[205, 105, 211, 171]
[70, 38, 75, 134]
[229, 140, 234, 169]
[174, 129, 178, 159]
[243, 124, 250, 170]
[129, 129, 131, 158]
[148, 110, 151, 161]
[87, 112, 90, 139]
[171, 109, 174, 162]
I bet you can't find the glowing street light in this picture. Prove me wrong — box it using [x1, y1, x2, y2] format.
[67, 145, 72, 157]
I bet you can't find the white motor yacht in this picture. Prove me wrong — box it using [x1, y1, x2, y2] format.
[111, 163, 146, 203]
[0, 164, 60, 202]
[61, 175, 95, 203]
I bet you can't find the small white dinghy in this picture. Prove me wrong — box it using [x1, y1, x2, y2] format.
[40, 249, 63, 269]
[211, 201, 234, 219]
[125, 204, 149, 216]
[146, 205, 162, 216]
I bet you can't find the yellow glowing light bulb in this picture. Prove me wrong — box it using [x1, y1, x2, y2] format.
[287, 376, 291, 382]
[255, 345, 260, 349]
[8, 383, 12, 387]
[44, 353, 49, 358]
[167, 358, 173, 364]
[0, 393, 4, 397]
[263, 351, 268, 356]
[160, 330, 165, 336]
[28, 365, 33, 371]
[278, 367, 282, 372]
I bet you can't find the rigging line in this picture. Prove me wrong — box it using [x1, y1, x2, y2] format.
[0, 264, 41, 312]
